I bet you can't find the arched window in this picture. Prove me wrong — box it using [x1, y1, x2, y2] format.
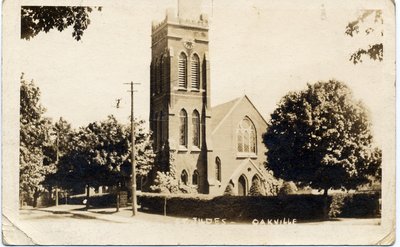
[191, 54, 200, 89]
[192, 110, 200, 147]
[192, 170, 199, 185]
[179, 109, 188, 147]
[178, 53, 187, 88]
[154, 112, 159, 149]
[159, 57, 164, 94]
[215, 157, 221, 182]
[237, 117, 257, 154]
[159, 111, 163, 147]
[151, 62, 155, 96]
[155, 59, 160, 94]
[181, 170, 188, 185]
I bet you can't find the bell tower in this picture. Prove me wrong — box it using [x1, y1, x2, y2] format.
[149, 8, 212, 193]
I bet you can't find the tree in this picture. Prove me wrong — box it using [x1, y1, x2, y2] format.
[345, 10, 383, 64]
[58, 116, 155, 210]
[43, 117, 76, 203]
[20, 73, 53, 207]
[57, 124, 103, 209]
[21, 6, 101, 41]
[249, 179, 266, 196]
[263, 80, 381, 197]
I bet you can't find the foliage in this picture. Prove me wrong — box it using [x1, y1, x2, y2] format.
[329, 193, 380, 218]
[43, 117, 75, 190]
[150, 157, 196, 194]
[262, 168, 282, 196]
[278, 181, 298, 196]
[249, 179, 266, 196]
[223, 183, 235, 196]
[20, 73, 53, 206]
[122, 120, 156, 178]
[21, 6, 101, 41]
[139, 194, 330, 221]
[150, 166, 179, 194]
[345, 10, 383, 64]
[263, 80, 381, 195]
[328, 193, 346, 217]
[58, 116, 155, 193]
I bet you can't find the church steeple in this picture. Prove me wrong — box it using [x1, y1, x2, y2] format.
[149, 6, 212, 193]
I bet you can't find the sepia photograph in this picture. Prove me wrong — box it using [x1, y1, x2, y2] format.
[2, 0, 396, 245]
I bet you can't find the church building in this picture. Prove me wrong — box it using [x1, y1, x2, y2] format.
[149, 6, 269, 196]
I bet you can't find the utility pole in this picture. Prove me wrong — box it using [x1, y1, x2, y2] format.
[55, 131, 59, 206]
[124, 81, 140, 216]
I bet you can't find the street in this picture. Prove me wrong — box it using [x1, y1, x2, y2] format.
[3, 205, 382, 245]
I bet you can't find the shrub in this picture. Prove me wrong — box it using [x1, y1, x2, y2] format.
[223, 183, 235, 196]
[249, 179, 266, 196]
[262, 169, 282, 196]
[329, 192, 380, 218]
[150, 169, 180, 193]
[329, 193, 346, 217]
[150, 161, 198, 194]
[278, 181, 298, 195]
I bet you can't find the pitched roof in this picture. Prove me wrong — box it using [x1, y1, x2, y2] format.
[211, 95, 268, 134]
[211, 96, 241, 131]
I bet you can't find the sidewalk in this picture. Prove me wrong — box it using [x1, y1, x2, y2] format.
[34, 204, 181, 224]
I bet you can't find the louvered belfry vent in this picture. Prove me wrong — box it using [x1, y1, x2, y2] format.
[191, 54, 200, 89]
[178, 53, 187, 88]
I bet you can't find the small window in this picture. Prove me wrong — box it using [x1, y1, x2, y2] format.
[181, 170, 188, 185]
[215, 157, 221, 182]
[191, 54, 200, 89]
[179, 109, 188, 147]
[178, 53, 187, 88]
[192, 170, 199, 185]
[192, 110, 200, 147]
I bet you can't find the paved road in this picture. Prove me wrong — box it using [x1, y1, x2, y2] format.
[5, 205, 383, 245]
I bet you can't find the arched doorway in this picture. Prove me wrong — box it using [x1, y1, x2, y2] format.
[238, 175, 247, 196]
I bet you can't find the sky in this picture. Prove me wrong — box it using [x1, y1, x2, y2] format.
[19, 0, 392, 146]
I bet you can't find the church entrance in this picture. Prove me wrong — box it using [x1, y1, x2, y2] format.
[238, 175, 247, 196]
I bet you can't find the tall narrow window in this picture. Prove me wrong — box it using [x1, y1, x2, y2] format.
[150, 62, 155, 96]
[215, 157, 221, 182]
[178, 53, 187, 88]
[179, 109, 188, 147]
[237, 117, 257, 154]
[192, 110, 200, 147]
[155, 59, 160, 94]
[159, 111, 163, 148]
[191, 54, 200, 89]
[181, 170, 188, 185]
[192, 170, 199, 185]
[154, 112, 159, 149]
[159, 58, 163, 94]
[156, 112, 161, 150]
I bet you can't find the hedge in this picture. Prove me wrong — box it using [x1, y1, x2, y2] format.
[139, 193, 380, 222]
[139, 194, 328, 222]
[60, 191, 380, 221]
[61, 193, 117, 207]
[329, 192, 381, 218]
